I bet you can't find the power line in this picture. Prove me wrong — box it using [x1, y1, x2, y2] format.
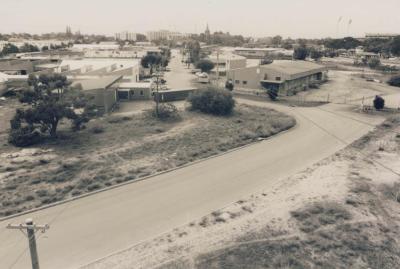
[316, 106, 400, 138]
[7, 219, 49, 269]
[295, 109, 400, 177]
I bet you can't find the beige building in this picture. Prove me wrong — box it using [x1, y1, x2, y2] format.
[208, 53, 246, 76]
[116, 82, 154, 100]
[227, 60, 327, 96]
[72, 76, 122, 113]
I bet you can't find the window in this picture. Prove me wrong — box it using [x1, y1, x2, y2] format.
[275, 77, 281, 81]
[140, 90, 144, 96]
[235, 80, 240, 84]
[264, 74, 268, 80]
[243, 81, 247, 85]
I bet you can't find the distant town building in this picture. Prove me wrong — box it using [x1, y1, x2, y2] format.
[205, 24, 211, 42]
[227, 60, 327, 96]
[365, 33, 400, 39]
[233, 47, 293, 60]
[146, 30, 190, 41]
[115, 31, 138, 42]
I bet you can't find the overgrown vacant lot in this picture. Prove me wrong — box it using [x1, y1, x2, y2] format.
[0, 103, 295, 217]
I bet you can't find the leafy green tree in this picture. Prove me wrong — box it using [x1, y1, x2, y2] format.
[9, 74, 93, 146]
[293, 46, 309, 60]
[195, 59, 215, 73]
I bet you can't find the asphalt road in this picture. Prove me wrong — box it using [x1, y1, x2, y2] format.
[163, 49, 196, 90]
[0, 98, 385, 269]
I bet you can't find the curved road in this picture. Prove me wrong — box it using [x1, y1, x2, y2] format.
[0, 98, 384, 269]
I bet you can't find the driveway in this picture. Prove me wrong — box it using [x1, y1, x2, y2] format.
[0, 99, 384, 269]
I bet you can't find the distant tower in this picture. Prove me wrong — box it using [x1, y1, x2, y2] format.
[205, 23, 211, 43]
[66, 26, 72, 37]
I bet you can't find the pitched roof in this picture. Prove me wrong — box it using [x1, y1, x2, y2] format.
[260, 60, 326, 80]
[72, 76, 122, 91]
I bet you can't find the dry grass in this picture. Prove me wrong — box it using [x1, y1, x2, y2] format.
[0, 103, 295, 217]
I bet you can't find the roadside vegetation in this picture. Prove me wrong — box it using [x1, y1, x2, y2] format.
[0, 101, 295, 217]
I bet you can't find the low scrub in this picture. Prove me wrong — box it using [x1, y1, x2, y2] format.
[153, 103, 181, 121]
[188, 88, 235, 116]
[290, 202, 351, 233]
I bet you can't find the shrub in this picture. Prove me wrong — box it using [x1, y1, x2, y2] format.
[388, 76, 400, 87]
[90, 125, 104, 134]
[153, 103, 180, 120]
[373, 95, 385, 110]
[8, 126, 41, 147]
[367, 58, 381, 69]
[188, 88, 235, 116]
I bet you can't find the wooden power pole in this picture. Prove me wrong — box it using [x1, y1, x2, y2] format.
[7, 218, 49, 269]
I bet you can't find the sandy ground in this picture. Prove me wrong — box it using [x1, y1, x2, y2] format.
[83, 115, 400, 269]
[290, 69, 399, 105]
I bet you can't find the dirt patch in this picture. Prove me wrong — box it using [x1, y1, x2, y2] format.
[0, 103, 295, 217]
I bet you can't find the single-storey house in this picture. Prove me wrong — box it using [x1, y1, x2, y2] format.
[227, 60, 328, 96]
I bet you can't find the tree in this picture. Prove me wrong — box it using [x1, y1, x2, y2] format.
[271, 35, 283, 46]
[42, 46, 49, 51]
[141, 54, 162, 74]
[195, 59, 215, 73]
[391, 36, 400, 56]
[19, 43, 40, 53]
[373, 95, 385, 110]
[368, 58, 381, 69]
[293, 45, 309, 60]
[9, 74, 93, 146]
[2, 43, 19, 55]
[310, 48, 323, 61]
[188, 88, 235, 115]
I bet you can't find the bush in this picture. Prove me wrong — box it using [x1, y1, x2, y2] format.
[153, 103, 180, 120]
[188, 88, 235, 116]
[90, 125, 104, 134]
[367, 58, 381, 69]
[388, 76, 400, 87]
[8, 126, 41, 147]
[373, 95, 385, 110]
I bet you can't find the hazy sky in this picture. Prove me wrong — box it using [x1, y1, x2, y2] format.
[1, 0, 399, 38]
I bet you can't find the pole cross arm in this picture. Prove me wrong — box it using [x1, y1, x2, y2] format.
[7, 223, 50, 233]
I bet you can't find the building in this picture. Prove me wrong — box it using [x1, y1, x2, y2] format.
[365, 33, 400, 39]
[233, 47, 293, 59]
[227, 60, 327, 96]
[72, 76, 122, 113]
[116, 81, 154, 100]
[146, 30, 190, 41]
[57, 58, 141, 81]
[71, 43, 119, 52]
[208, 53, 246, 76]
[154, 88, 196, 102]
[0, 60, 34, 75]
[115, 31, 138, 42]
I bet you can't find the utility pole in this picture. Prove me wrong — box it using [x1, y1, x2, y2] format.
[7, 218, 49, 269]
[153, 67, 161, 117]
